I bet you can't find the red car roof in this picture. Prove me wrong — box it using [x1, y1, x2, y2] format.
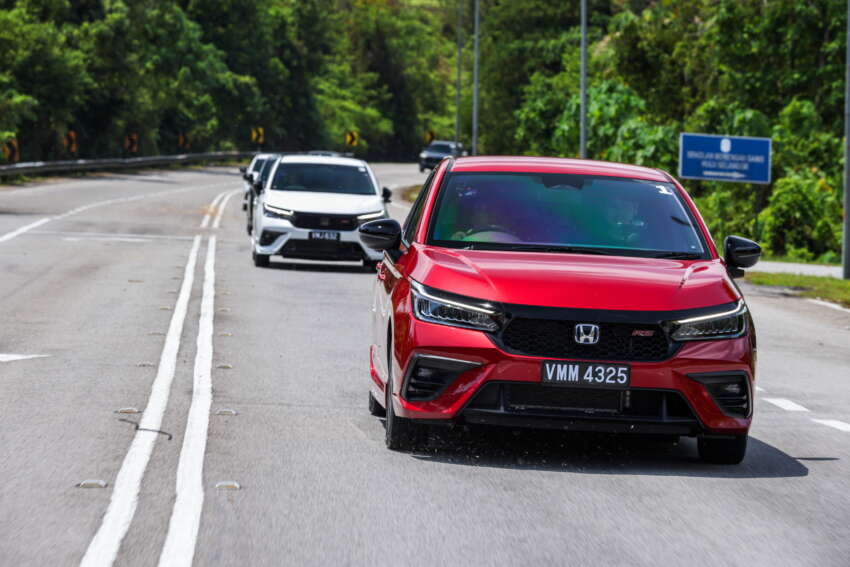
[449, 156, 671, 182]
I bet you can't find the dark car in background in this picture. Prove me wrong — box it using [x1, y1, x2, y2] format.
[418, 140, 465, 172]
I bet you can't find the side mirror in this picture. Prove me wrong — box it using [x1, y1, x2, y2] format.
[382, 187, 392, 202]
[724, 235, 761, 278]
[359, 218, 401, 251]
[253, 180, 264, 193]
[239, 166, 247, 174]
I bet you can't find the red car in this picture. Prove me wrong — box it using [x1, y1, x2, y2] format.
[359, 156, 761, 464]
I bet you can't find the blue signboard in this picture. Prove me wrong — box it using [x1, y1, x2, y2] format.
[679, 133, 772, 184]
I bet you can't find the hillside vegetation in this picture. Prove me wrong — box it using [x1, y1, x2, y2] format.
[0, 0, 846, 260]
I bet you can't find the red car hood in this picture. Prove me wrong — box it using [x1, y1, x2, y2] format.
[410, 247, 740, 312]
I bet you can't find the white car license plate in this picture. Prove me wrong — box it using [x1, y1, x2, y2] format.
[309, 231, 340, 241]
[541, 361, 630, 389]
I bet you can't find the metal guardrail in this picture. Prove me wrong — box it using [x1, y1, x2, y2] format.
[0, 151, 254, 179]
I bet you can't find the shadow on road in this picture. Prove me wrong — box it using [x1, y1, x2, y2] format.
[268, 260, 372, 274]
[408, 425, 810, 479]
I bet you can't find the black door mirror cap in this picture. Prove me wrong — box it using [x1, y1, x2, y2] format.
[359, 218, 402, 251]
[253, 180, 264, 192]
[382, 187, 392, 202]
[239, 166, 247, 174]
[724, 235, 761, 272]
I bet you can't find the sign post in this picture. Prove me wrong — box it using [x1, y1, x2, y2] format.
[679, 133, 772, 184]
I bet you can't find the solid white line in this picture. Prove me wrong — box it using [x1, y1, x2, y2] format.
[80, 236, 202, 567]
[200, 191, 228, 229]
[158, 236, 216, 567]
[0, 217, 52, 243]
[212, 190, 239, 229]
[755, 386, 765, 393]
[812, 419, 850, 432]
[806, 298, 850, 315]
[763, 398, 810, 412]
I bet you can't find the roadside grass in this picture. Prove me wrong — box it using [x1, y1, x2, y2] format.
[745, 271, 850, 308]
[760, 254, 841, 266]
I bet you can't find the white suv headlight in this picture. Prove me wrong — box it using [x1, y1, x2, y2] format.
[357, 210, 386, 222]
[263, 203, 294, 220]
[669, 300, 748, 341]
[411, 281, 500, 332]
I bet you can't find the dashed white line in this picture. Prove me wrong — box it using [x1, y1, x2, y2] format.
[0, 217, 52, 243]
[0, 353, 50, 363]
[811, 419, 850, 432]
[1, 183, 232, 244]
[158, 236, 217, 567]
[212, 190, 239, 229]
[755, 386, 765, 393]
[763, 398, 810, 412]
[80, 236, 202, 567]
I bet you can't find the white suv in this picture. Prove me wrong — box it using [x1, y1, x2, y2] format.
[251, 155, 391, 268]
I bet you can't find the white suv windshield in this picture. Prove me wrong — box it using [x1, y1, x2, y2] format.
[270, 164, 375, 195]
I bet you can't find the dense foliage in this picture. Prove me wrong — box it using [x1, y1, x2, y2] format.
[0, 0, 847, 260]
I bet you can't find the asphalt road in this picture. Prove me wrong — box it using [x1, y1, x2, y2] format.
[1, 165, 848, 567]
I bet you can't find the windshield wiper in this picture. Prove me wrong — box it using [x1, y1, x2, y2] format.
[649, 251, 704, 260]
[500, 244, 619, 255]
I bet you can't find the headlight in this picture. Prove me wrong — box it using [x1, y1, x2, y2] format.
[411, 281, 500, 332]
[419, 152, 427, 159]
[263, 203, 293, 220]
[357, 210, 386, 222]
[669, 300, 748, 341]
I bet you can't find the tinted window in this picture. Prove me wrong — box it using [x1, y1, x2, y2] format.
[250, 158, 266, 173]
[259, 158, 277, 183]
[429, 173, 706, 258]
[428, 143, 453, 154]
[403, 170, 436, 243]
[270, 164, 375, 195]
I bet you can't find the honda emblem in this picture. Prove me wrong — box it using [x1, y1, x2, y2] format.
[574, 324, 600, 345]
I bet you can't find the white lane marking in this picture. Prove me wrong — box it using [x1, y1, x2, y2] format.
[80, 236, 202, 567]
[0, 217, 52, 243]
[812, 419, 850, 432]
[34, 230, 195, 241]
[200, 191, 228, 229]
[212, 190, 239, 229]
[755, 386, 765, 393]
[0, 353, 50, 363]
[158, 237, 216, 567]
[387, 201, 411, 212]
[62, 236, 152, 243]
[763, 398, 810, 412]
[806, 298, 850, 315]
[0, 183, 232, 244]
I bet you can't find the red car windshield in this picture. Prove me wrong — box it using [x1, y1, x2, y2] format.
[428, 172, 707, 258]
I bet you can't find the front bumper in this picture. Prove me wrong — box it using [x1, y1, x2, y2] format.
[254, 216, 382, 261]
[380, 319, 755, 436]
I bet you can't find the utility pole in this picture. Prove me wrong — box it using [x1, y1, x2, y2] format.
[455, 0, 463, 148]
[472, 0, 480, 156]
[579, 0, 588, 159]
[844, 0, 850, 278]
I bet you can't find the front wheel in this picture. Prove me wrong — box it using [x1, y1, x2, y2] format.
[252, 250, 270, 268]
[385, 378, 422, 451]
[363, 259, 380, 272]
[698, 435, 747, 464]
[369, 391, 385, 417]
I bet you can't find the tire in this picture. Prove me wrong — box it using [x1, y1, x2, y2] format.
[419, 165, 425, 173]
[384, 376, 421, 451]
[252, 250, 270, 268]
[698, 435, 747, 464]
[369, 391, 386, 417]
[363, 259, 380, 272]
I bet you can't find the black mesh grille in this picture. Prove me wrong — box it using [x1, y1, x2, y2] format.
[281, 239, 364, 260]
[466, 382, 697, 421]
[498, 318, 673, 362]
[291, 212, 357, 231]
